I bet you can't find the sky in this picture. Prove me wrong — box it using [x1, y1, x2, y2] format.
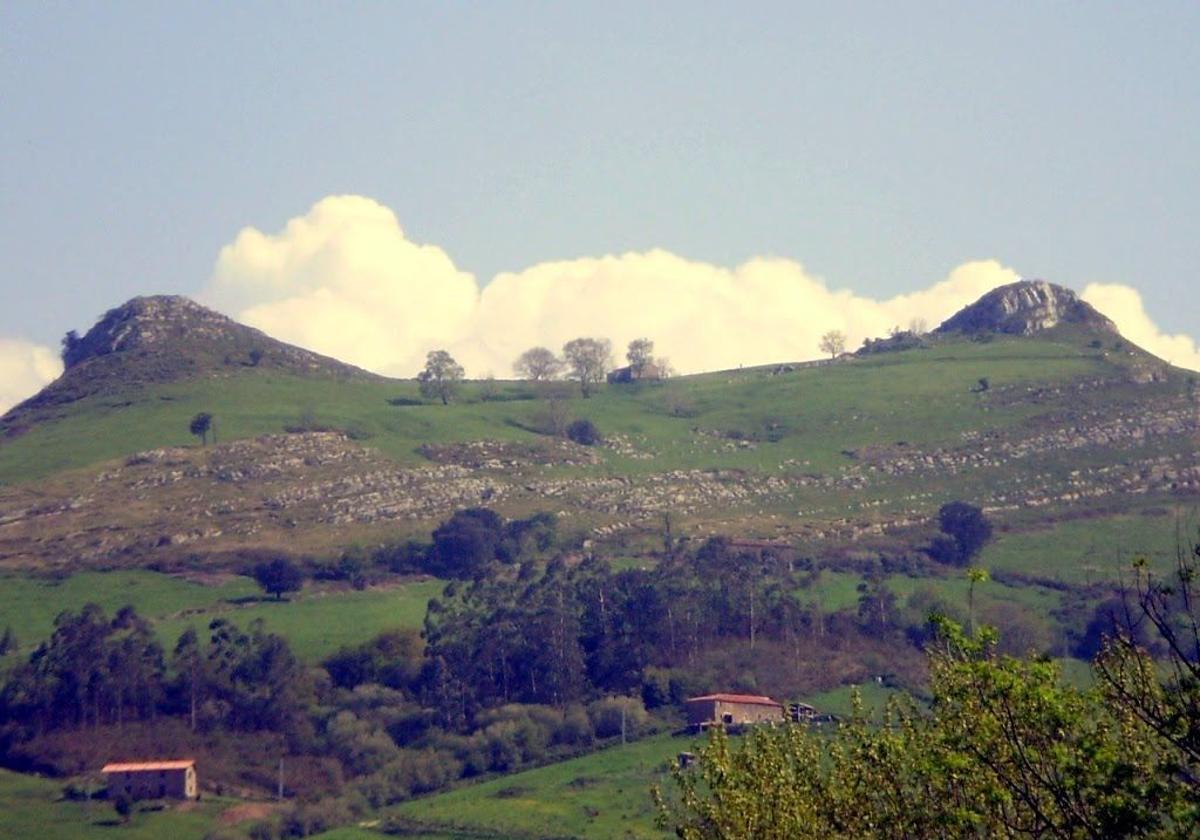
[1, 2, 1198, 408]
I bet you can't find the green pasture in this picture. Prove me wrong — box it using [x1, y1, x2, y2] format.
[980, 508, 1197, 585]
[0, 767, 233, 840]
[802, 680, 903, 717]
[389, 733, 688, 839]
[0, 334, 1139, 487]
[0, 570, 443, 663]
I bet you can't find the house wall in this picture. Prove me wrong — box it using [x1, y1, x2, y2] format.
[106, 767, 196, 800]
[715, 700, 783, 725]
[685, 700, 783, 727]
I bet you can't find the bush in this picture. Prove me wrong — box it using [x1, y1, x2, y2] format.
[567, 418, 602, 446]
[248, 822, 278, 840]
[929, 502, 992, 566]
[587, 696, 648, 739]
[253, 557, 305, 600]
[556, 704, 594, 746]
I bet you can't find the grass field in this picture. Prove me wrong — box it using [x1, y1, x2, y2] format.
[387, 733, 688, 839]
[0, 768, 235, 840]
[0, 570, 443, 663]
[0, 334, 1142, 487]
[981, 507, 1198, 584]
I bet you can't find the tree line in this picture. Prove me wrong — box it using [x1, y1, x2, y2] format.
[416, 336, 672, 405]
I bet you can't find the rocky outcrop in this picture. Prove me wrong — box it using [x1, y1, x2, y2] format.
[4, 296, 377, 427]
[936, 280, 1117, 336]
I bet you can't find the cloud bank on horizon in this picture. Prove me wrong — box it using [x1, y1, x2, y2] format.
[201, 195, 1200, 379]
[1, 194, 1197, 413]
[0, 339, 63, 415]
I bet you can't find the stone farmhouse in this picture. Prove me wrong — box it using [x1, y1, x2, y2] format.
[102, 759, 198, 800]
[684, 693, 785, 729]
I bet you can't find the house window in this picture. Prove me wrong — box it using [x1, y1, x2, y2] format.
[722, 713, 734, 724]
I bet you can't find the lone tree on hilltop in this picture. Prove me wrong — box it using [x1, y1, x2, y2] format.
[189, 412, 213, 446]
[418, 350, 465, 405]
[930, 501, 993, 566]
[513, 346, 563, 382]
[253, 557, 304, 600]
[818, 330, 846, 359]
[626, 338, 655, 377]
[562, 337, 612, 398]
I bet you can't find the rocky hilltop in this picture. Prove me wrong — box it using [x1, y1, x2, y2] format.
[3, 296, 378, 429]
[936, 280, 1117, 336]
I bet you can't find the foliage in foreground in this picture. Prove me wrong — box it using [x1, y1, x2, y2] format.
[657, 622, 1199, 839]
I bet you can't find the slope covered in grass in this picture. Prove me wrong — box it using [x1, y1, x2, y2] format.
[388, 733, 687, 839]
[0, 334, 1148, 487]
[0, 767, 234, 840]
[0, 570, 442, 663]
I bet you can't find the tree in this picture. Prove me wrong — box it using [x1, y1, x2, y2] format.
[189, 412, 213, 446]
[417, 350, 465, 405]
[818, 330, 846, 358]
[60, 330, 84, 367]
[656, 621, 1195, 839]
[934, 501, 994, 566]
[965, 565, 989, 636]
[1096, 532, 1200, 785]
[113, 792, 133, 823]
[253, 558, 304, 601]
[172, 628, 205, 731]
[566, 418, 602, 446]
[626, 338, 654, 377]
[562, 338, 612, 398]
[513, 347, 563, 382]
[429, 508, 505, 579]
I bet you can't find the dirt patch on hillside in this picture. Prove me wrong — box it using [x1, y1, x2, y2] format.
[218, 801, 279, 826]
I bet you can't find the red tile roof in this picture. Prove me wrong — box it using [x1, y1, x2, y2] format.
[102, 759, 195, 773]
[685, 693, 782, 707]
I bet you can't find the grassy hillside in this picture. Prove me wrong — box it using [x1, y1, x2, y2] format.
[2, 329, 1193, 576]
[0, 768, 236, 840]
[0, 334, 1150, 485]
[0, 570, 441, 663]
[387, 733, 686, 839]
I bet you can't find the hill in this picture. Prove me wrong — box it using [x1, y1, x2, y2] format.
[0, 283, 1194, 572]
[935, 279, 1117, 336]
[0, 282, 1197, 839]
[1, 295, 377, 438]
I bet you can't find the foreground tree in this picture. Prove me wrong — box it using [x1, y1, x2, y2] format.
[656, 620, 1197, 838]
[189, 412, 213, 446]
[562, 338, 612, 397]
[818, 330, 846, 358]
[253, 557, 304, 600]
[513, 347, 563, 382]
[1096, 531, 1200, 787]
[417, 350, 465, 405]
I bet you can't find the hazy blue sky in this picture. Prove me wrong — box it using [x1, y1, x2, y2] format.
[1, 2, 1197, 363]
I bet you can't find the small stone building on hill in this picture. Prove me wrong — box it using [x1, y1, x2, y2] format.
[684, 693, 785, 729]
[102, 759, 198, 800]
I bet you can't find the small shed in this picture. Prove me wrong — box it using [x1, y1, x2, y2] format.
[789, 701, 817, 722]
[102, 759, 198, 800]
[684, 693, 785, 729]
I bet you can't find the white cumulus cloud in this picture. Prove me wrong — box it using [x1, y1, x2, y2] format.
[0, 339, 62, 414]
[1082, 284, 1200, 371]
[200, 195, 1199, 378]
[458, 253, 1018, 375]
[202, 195, 479, 376]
